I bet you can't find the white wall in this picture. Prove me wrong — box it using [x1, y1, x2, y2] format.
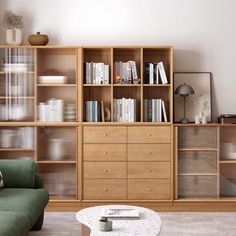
[1, 0, 236, 120]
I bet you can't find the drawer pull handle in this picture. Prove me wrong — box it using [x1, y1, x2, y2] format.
[148, 152, 152, 155]
[147, 188, 152, 192]
[147, 168, 152, 173]
[103, 169, 108, 173]
[104, 133, 108, 137]
[103, 188, 108, 191]
[104, 151, 108, 154]
[148, 133, 152, 137]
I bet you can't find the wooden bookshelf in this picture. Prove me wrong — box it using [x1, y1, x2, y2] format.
[0, 45, 181, 210]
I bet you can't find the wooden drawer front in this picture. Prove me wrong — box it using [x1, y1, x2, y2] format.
[83, 127, 126, 143]
[84, 162, 126, 178]
[128, 162, 170, 178]
[128, 144, 170, 161]
[127, 126, 171, 143]
[84, 179, 126, 200]
[83, 144, 126, 161]
[128, 179, 171, 200]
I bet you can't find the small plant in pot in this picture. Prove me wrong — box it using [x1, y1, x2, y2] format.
[2, 10, 23, 45]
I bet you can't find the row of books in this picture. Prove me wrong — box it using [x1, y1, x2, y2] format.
[144, 99, 168, 122]
[83, 99, 168, 122]
[113, 98, 136, 122]
[114, 61, 139, 84]
[84, 101, 105, 122]
[85, 62, 109, 84]
[144, 61, 168, 84]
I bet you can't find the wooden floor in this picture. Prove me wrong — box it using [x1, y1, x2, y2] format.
[28, 212, 236, 236]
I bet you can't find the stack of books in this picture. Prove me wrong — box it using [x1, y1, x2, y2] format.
[144, 61, 168, 84]
[85, 62, 109, 84]
[113, 98, 136, 122]
[144, 99, 168, 122]
[114, 61, 139, 84]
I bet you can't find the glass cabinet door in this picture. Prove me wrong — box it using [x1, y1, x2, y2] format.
[0, 48, 35, 121]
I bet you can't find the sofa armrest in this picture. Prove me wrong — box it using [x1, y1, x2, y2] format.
[35, 174, 44, 189]
[0, 160, 37, 188]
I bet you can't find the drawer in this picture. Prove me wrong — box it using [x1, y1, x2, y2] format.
[128, 144, 170, 161]
[127, 126, 171, 143]
[83, 144, 126, 161]
[83, 179, 126, 200]
[128, 162, 170, 178]
[84, 162, 126, 178]
[83, 126, 126, 143]
[128, 179, 171, 200]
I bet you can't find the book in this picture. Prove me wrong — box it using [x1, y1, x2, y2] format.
[101, 207, 140, 218]
[158, 62, 168, 84]
[84, 62, 109, 84]
[114, 61, 139, 84]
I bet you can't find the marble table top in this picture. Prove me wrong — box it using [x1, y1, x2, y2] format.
[76, 205, 162, 236]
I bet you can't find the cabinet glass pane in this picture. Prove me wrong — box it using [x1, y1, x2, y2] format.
[0, 126, 35, 160]
[178, 151, 217, 174]
[37, 127, 76, 161]
[178, 176, 217, 198]
[38, 164, 76, 199]
[220, 127, 236, 198]
[178, 127, 217, 149]
[0, 48, 35, 121]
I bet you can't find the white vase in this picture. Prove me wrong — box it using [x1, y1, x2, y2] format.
[6, 28, 23, 45]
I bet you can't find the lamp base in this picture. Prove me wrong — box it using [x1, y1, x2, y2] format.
[179, 118, 189, 124]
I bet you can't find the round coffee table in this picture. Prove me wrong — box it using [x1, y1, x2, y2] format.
[76, 205, 162, 236]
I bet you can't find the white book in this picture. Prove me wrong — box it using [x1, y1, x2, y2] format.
[155, 64, 159, 84]
[132, 61, 138, 79]
[152, 99, 155, 122]
[156, 99, 162, 122]
[122, 98, 126, 122]
[104, 65, 109, 84]
[149, 63, 154, 84]
[133, 99, 137, 122]
[130, 99, 134, 122]
[95, 63, 99, 84]
[162, 100, 168, 122]
[158, 62, 168, 84]
[101, 207, 140, 218]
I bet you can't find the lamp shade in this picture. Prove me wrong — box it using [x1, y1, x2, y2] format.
[175, 83, 194, 96]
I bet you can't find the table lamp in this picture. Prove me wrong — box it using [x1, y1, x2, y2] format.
[175, 83, 194, 123]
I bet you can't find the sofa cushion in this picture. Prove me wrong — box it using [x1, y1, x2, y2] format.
[0, 188, 49, 227]
[0, 160, 36, 188]
[0, 171, 3, 188]
[0, 211, 30, 236]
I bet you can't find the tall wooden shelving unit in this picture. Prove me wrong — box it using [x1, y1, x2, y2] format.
[0, 45, 174, 211]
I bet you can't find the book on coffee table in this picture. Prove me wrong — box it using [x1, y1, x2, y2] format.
[101, 207, 140, 218]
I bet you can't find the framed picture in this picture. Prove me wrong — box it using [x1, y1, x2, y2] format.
[174, 72, 212, 123]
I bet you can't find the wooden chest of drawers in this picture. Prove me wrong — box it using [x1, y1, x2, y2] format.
[83, 125, 172, 201]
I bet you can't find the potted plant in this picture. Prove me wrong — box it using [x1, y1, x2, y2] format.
[2, 10, 23, 45]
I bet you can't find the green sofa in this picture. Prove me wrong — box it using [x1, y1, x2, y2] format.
[0, 160, 49, 236]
